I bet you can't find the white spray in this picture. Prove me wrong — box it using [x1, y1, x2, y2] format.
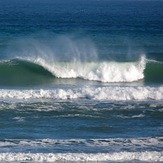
[7, 33, 146, 83]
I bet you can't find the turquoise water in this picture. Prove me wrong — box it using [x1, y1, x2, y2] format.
[0, 0, 163, 162]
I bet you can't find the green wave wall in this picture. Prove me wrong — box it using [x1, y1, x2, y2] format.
[0, 59, 54, 86]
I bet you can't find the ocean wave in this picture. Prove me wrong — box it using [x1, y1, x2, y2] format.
[29, 55, 145, 83]
[0, 56, 163, 86]
[0, 151, 162, 162]
[1, 137, 162, 149]
[0, 137, 162, 162]
[0, 86, 163, 101]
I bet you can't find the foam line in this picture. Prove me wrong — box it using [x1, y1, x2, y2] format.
[0, 152, 162, 162]
[0, 86, 163, 101]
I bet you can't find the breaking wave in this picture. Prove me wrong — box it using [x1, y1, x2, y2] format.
[0, 152, 162, 162]
[29, 55, 145, 83]
[1, 55, 163, 86]
[0, 137, 162, 162]
[0, 86, 163, 101]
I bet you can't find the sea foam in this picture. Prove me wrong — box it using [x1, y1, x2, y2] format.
[30, 55, 146, 83]
[0, 86, 163, 101]
[0, 152, 162, 162]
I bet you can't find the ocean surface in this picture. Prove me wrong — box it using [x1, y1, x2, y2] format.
[0, 0, 163, 162]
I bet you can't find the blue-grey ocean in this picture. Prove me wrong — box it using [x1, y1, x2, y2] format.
[0, 0, 163, 162]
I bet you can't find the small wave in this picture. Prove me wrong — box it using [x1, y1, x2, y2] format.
[0, 86, 163, 101]
[1, 137, 162, 149]
[0, 151, 162, 162]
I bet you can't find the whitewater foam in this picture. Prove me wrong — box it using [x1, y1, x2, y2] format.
[1, 137, 162, 149]
[23, 55, 146, 83]
[0, 152, 162, 162]
[0, 85, 163, 101]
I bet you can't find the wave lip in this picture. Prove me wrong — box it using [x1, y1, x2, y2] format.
[0, 152, 162, 162]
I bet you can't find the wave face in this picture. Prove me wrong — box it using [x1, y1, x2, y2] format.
[0, 56, 163, 86]
[144, 61, 163, 84]
[0, 59, 54, 86]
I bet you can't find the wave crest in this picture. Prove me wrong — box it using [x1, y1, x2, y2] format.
[27, 55, 146, 83]
[0, 86, 163, 101]
[0, 55, 163, 86]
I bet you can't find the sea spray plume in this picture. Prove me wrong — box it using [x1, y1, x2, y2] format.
[99, 36, 145, 62]
[53, 35, 98, 62]
[5, 33, 146, 83]
[125, 38, 145, 62]
[6, 33, 98, 63]
[21, 33, 146, 82]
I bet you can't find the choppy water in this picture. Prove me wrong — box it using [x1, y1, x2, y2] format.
[0, 0, 163, 162]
